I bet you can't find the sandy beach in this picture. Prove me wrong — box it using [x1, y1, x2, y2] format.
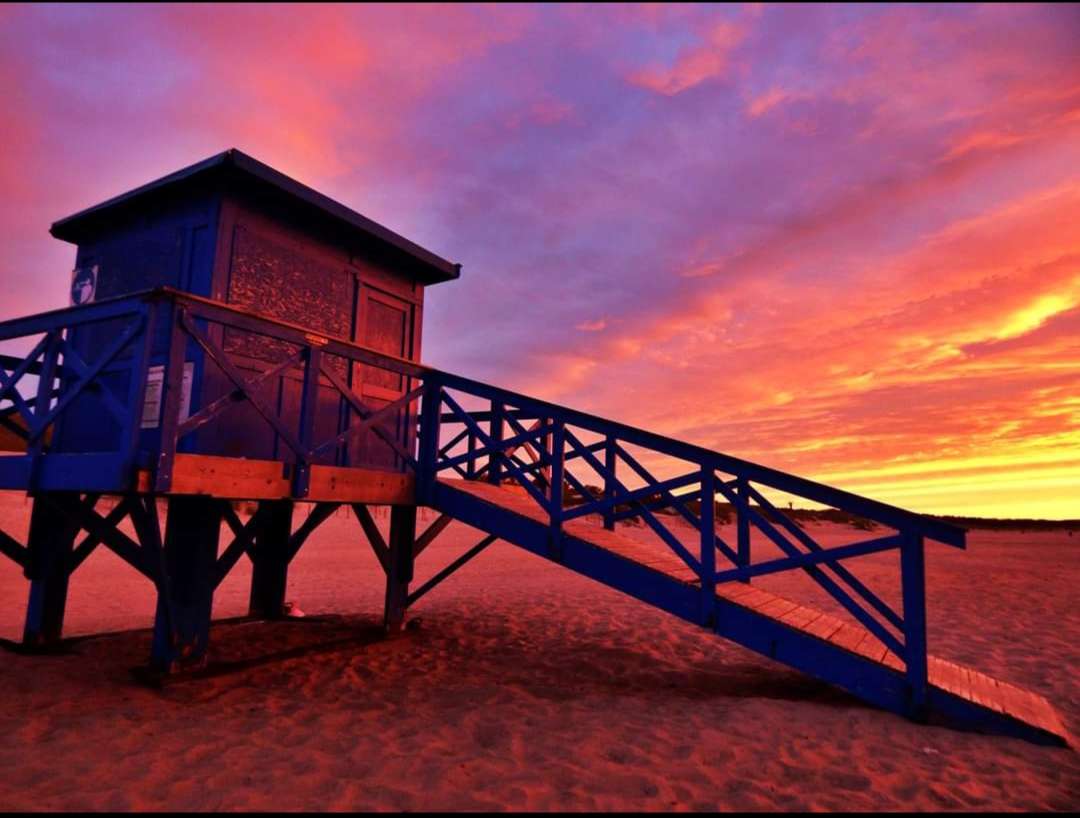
[0, 491, 1076, 811]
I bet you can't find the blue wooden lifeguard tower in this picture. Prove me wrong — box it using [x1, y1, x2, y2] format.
[0, 150, 1068, 746]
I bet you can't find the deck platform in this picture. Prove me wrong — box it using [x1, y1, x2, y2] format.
[0, 452, 415, 505]
[438, 478, 1070, 746]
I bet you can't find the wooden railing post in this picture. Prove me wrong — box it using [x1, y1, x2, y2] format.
[549, 420, 564, 559]
[417, 374, 441, 504]
[155, 302, 188, 493]
[736, 476, 751, 582]
[293, 345, 321, 498]
[603, 435, 616, 531]
[120, 301, 156, 483]
[900, 530, 928, 717]
[26, 331, 61, 490]
[700, 467, 716, 627]
[489, 401, 504, 485]
[540, 417, 553, 493]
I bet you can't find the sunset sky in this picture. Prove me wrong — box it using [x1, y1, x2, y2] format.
[1, 4, 1078, 519]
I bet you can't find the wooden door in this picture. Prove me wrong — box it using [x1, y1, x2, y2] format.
[352, 286, 415, 471]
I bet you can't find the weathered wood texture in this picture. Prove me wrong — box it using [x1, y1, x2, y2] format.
[134, 453, 415, 504]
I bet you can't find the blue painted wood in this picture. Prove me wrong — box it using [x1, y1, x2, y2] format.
[745, 482, 905, 632]
[603, 435, 616, 531]
[736, 477, 751, 580]
[562, 428, 702, 578]
[154, 302, 189, 492]
[560, 470, 701, 523]
[434, 370, 965, 548]
[549, 421, 565, 559]
[438, 420, 554, 473]
[21, 493, 82, 647]
[440, 391, 550, 511]
[488, 400, 504, 486]
[722, 482, 906, 659]
[712, 534, 904, 583]
[900, 532, 929, 716]
[149, 495, 222, 672]
[699, 467, 716, 627]
[431, 480, 911, 716]
[612, 446, 741, 566]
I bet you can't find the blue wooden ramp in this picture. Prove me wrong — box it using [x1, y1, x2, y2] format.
[427, 479, 1069, 747]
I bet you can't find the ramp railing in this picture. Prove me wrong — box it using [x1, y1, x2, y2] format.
[418, 372, 966, 712]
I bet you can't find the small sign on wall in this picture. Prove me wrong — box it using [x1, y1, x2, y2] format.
[141, 362, 194, 429]
[70, 264, 98, 305]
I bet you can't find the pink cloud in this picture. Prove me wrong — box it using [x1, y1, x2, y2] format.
[627, 19, 747, 95]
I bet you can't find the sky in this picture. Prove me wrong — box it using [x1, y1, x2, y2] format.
[1, 3, 1078, 519]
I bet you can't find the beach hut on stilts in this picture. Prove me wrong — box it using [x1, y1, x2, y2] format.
[0, 150, 1068, 746]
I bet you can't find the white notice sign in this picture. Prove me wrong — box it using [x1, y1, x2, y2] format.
[142, 362, 194, 429]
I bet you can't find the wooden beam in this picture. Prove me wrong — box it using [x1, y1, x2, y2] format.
[413, 513, 453, 559]
[407, 534, 497, 607]
[285, 502, 339, 563]
[352, 504, 389, 572]
[136, 454, 415, 504]
[0, 527, 27, 568]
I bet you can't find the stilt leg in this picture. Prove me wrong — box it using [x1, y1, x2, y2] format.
[150, 495, 222, 672]
[248, 500, 294, 619]
[384, 505, 416, 632]
[22, 494, 80, 647]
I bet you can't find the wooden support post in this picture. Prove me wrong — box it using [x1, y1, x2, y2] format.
[384, 505, 416, 632]
[248, 500, 294, 619]
[900, 531, 929, 717]
[548, 422, 565, 560]
[488, 401, 504, 485]
[603, 435, 616, 531]
[22, 493, 81, 647]
[737, 477, 751, 583]
[150, 495, 222, 672]
[699, 468, 716, 627]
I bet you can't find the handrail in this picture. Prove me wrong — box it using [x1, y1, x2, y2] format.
[0, 287, 966, 547]
[428, 370, 965, 548]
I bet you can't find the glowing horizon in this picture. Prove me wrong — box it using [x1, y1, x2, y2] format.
[1, 4, 1077, 519]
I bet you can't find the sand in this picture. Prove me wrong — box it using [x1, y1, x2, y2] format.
[0, 491, 1076, 811]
